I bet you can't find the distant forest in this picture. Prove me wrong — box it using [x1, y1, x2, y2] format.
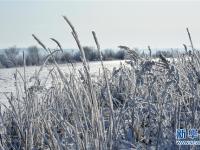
[0, 46, 174, 68]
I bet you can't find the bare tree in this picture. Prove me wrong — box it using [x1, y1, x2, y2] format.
[83, 46, 98, 61]
[60, 51, 72, 63]
[26, 46, 40, 66]
[0, 54, 9, 68]
[115, 50, 125, 60]
[5, 47, 19, 67]
[103, 49, 115, 60]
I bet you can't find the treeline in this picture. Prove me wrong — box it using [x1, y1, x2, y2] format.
[141, 49, 175, 58]
[0, 46, 176, 68]
[0, 46, 126, 68]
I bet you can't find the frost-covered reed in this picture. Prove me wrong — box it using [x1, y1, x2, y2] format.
[0, 17, 199, 150]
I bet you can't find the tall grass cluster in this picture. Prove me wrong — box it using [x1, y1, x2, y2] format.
[0, 17, 199, 150]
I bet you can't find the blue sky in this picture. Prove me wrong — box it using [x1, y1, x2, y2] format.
[1, 0, 200, 49]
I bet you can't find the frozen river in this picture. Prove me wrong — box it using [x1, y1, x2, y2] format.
[0, 60, 124, 103]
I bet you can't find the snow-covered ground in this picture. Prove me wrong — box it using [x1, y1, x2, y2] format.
[0, 60, 124, 103]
